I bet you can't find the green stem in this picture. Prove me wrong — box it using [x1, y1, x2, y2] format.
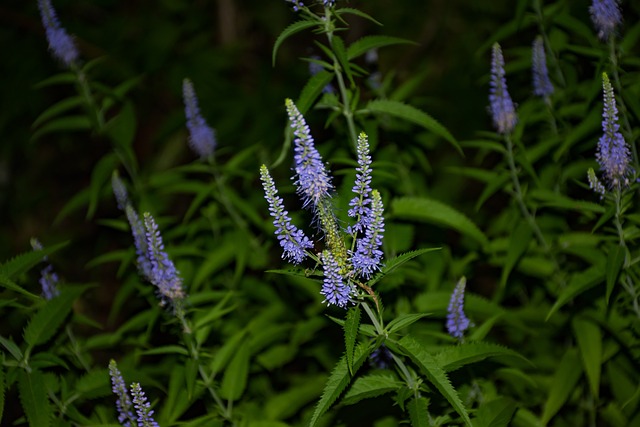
[504, 134, 549, 252]
[72, 64, 105, 133]
[613, 188, 626, 249]
[324, 11, 358, 148]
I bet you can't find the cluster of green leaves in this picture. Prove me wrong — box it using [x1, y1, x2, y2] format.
[2, 0, 640, 426]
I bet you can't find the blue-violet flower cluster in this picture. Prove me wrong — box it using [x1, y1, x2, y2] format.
[260, 165, 313, 264]
[30, 238, 60, 300]
[112, 171, 129, 211]
[143, 213, 186, 308]
[348, 132, 373, 234]
[489, 43, 517, 134]
[350, 190, 385, 279]
[183, 79, 217, 159]
[590, 0, 622, 40]
[37, 0, 79, 67]
[595, 72, 631, 190]
[286, 98, 332, 208]
[446, 277, 471, 340]
[320, 250, 352, 307]
[532, 37, 554, 98]
[131, 383, 160, 427]
[108, 360, 136, 427]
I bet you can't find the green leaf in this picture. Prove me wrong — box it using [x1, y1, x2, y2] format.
[342, 373, 401, 405]
[32, 96, 83, 129]
[264, 375, 326, 420]
[408, 397, 430, 427]
[210, 329, 247, 375]
[605, 244, 626, 304]
[547, 265, 605, 320]
[185, 358, 199, 401]
[347, 36, 416, 60]
[75, 369, 111, 400]
[0, 335, 23, 361]
[272, 20, 318, 65]
[0, 365, 4, 422]
[335, 7, 382, 25]
[541, 348, 582, 424]
[309, 342, 373, 427]
[31, 115, 91, 141]
[331, 36, 354, 86]
[296, 71, 334, 115]
[385, 313, 430, 335]
[368, 248, 440, 286]
[24, 286, 87, 348]
[472, 397, 517, 427]
[344, 306, 361, 374]
[500, 221, 532, 291]
[140, 345, 189, 356]
[434, 342, 529, 373]
[87, 153, 118, 219]
[18, 370, 51, 427]
[363, 100, 460, 153]
[572, 317, 602, 399]
[220, 339, 250, 401]
[391, 197, 488, 248]
[529, 189, 605, 214]
[391, 336, 471, 426]
[0, 241, 68, 280]
[0, 272, 39, 301]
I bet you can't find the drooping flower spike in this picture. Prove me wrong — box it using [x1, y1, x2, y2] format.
[590, 0, 622, 40]
[260, 164, 314, 264]
[143, 213, 186, 309]
[37, 0, 80, 67]
[183, 79, 217, 159]
[446, 277, 471, 340]
[30, 238, 60, 300]
[532, 36, 554, 98]
[286, 98, 333, 208]
[489, 43, 517, 134]
[108, 360, 136, 427]
[595, 72, 632, 190]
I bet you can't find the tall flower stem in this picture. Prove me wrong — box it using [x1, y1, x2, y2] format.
[613, 188, 626, 249]
[505, 134, 549, 252]
[324, 10, 358, 148]
[182, 327, 234, 423]
[72, 64, 105, 133]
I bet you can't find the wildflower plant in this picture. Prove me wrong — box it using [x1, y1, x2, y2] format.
[5, 1, 640, 427]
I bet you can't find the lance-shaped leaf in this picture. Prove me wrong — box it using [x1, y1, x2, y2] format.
[18, 369, 51, 427]
[344, 305, 361, 374]
[389, 336, 471, 426]
[433, 342, 529, 373]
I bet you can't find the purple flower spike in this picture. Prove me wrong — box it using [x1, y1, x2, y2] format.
[108, 360, 136, 427]
[596, 73, 631, 190]
[30, 238, 60, 300]
[143, 213, 186, 308]
[112, 171, 129, 211]
[350, 190, 384, 279]
[183, 79, 217, 159]
[130, 383, 159, 427]
[446, 277, 471, 340]
[320, 250, 352, 308]
[125, 205, 153, 281]
[348, 132, 373, 235]
[532, 37, 554, 98]
[590, 0, 622, 40]
[260, 165, 313, 264]
[489, 43, 517, 134]
[286, 98, 332, 208]
[37, 0, 79, 67]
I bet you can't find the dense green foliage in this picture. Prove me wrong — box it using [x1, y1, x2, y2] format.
[2, 0, 640, 426]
